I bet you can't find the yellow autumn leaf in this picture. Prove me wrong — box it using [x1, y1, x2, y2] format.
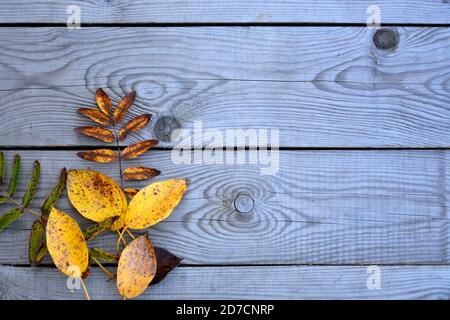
[117, 234, 157, 299]
[125, 179, 188, 230]
[67, 169, 127, 222]
[46, 207, 89, 277]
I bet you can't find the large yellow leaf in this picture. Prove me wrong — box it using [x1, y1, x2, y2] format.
[117, 234, 156, 299]
[126, 179, 188, 230]
[46, 208, 89, 277]
[67, 169, 127, 222]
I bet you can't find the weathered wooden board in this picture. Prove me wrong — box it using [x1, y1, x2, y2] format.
[0, 150, 449, 265]
[1, 265, 450, 300]
[0, 1, 449, 24]
[0, 27, 450, 147]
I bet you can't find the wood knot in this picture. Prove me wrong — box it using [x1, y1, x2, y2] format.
[234, 194, 254, 214]
[373, 29, 398, 50]
[154, 116, 180, 142]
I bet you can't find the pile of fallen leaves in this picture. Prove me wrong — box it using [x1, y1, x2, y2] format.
[0, 89, 189, 299]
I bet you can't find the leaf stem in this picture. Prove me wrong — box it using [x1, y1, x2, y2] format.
[116, 227, 128, 256]
[80, 277, 91, 300]
[91, 256, 115, 279]
[0, 187, 42, 218]
[126, 229, 136, 240]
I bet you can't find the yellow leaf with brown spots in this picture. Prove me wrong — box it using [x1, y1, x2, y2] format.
[125, 179, 188, 230]
[96, 88, 112, 116]
[78, 108, 112, 126]
[67, 169, 127, 222]
[75, 126, 115, 143]
[46, 208, 89, 277]
[113, 91, 136, 124]
[77, 149, 117, 163]
[117, 234, 156, 299]
[118, 114, 152, 140]
[123, 167, 161, 181]
[122, 139, 158, 160]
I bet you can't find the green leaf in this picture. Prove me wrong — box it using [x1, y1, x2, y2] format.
[34, 243, 48, 266]
[0, 196, 7, 204]
[41, 168, 67, 217]
[7, 154, 20, 196]
[22, 160, 40, 208]
[0, 151, 4, 185]
[29, 219, 45, 266]
[82, 216, 118, 241]
[0, 208, 24, 233]
[90, 248, 118, 262]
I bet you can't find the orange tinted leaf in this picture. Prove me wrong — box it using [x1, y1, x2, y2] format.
[113, 91, 136, 124]
[122, 139, 158, 159]
[77, 149, 117, 163]
[78, 108, 112, 126]
[118, 114, 151, 140]
[96, 88, 112, 116]
[117, 234, 156, 299]
[123, 167, 161, 181]
[75, 126, 115, 143]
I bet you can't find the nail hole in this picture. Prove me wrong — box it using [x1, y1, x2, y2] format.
[234, 194, 254, 214]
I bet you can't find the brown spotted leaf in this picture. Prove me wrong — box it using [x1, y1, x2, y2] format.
[77, 149, 117, 163]
[113, 91, 136, 124]
[123, 167, 161, 181]
[46, 208, 89, 277]
[118, 114, 151, 140]
[117, 234, 156, 299]
[122, 139, 158, 160]
[75, 126, 115, 143]
[96, 88, 112, 116]
[151, 247, 182, 285]
[78, 108, 112, 126]
[67, 169, 127, 223]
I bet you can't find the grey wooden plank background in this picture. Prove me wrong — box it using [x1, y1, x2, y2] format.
[0, 1, 449, 24]
[2, 265, 450, 300]
[0, 27, 450, 147]
[1, 0, 450, 301]
[1, 150, 449, 265]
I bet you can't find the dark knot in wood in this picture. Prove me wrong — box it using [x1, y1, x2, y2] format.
[234, 194, 254, 214]
[154, 116, 180, 142]
[373, 29, 398, 50]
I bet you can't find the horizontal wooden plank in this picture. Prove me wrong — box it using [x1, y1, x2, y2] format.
[0, 150, 449, 265]
[1, 265, 450, 299]
[1, 27, 450, 147]
[0, 1, 449, 24]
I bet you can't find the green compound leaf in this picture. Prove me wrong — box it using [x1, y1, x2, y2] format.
[7, 154, 20, 196]
[41, 168, 67, 217]
[22, 160, 40, 208]
[0, 151, 4, 185]
[29, 219, 45, 266]
[0, 208, 24, 233]
[90, 248, 118, 262]
[83, 216, 118, 241]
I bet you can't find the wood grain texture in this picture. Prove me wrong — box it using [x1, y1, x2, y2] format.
[0, 150, 449, 265]
[1, 27, 450, 147]
[1, 265, 450, 300]
[0, 1, 449, 24]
